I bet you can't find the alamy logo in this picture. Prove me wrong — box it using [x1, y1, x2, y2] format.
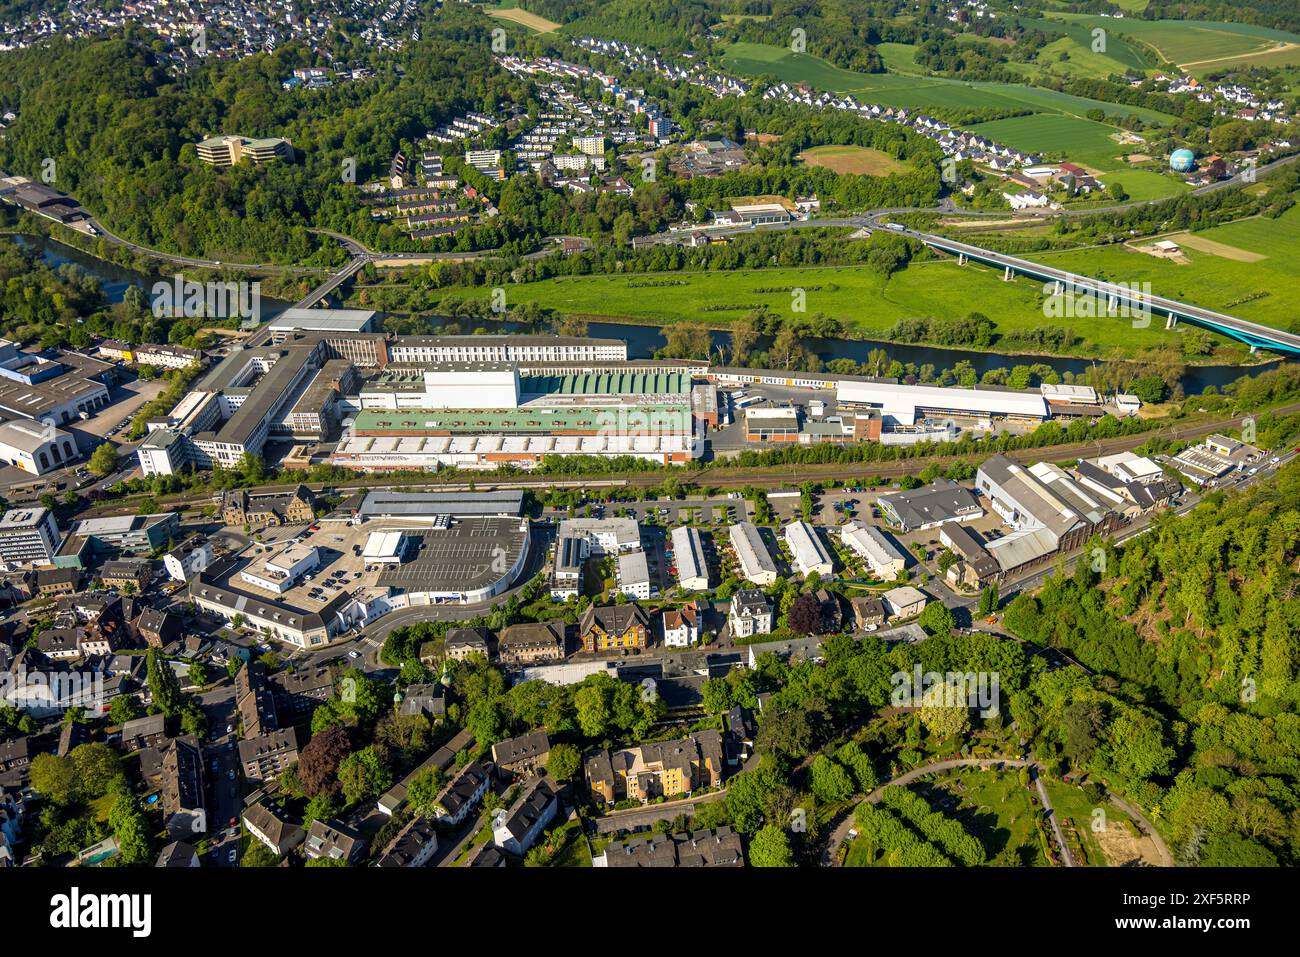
[49, 888, 152, 938]
[890, 666, 1000, 717]
[151, 274, 260, 323]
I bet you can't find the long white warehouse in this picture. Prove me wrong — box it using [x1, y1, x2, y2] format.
[836, 380, 1048, 427]
[729, 522, 778, 586]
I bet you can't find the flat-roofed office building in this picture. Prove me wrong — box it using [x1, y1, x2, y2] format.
[0, 507, 60, 565]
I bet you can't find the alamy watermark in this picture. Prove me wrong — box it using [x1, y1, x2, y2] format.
[890, 665, 1000, 717]
[1042, 279, 1152, 328]
[151, 274, 261, 323]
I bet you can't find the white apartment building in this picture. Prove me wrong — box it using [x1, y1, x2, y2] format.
[841, 522, 907, 579]
[557, 517, 641, 555]
[784, 521, 833, 578]
[670, 525, 709, 591]
[729, 522, 777, 586]
[616, 550, 652, 600]
[0, 507, 60, 565]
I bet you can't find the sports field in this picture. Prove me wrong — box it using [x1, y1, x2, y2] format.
[1051, 15, 1300, 71]
[719, 43, 1178, 124]
[798, 145, 907, 176]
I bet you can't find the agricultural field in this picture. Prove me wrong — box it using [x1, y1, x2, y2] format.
[428, 256, 1197, 356]
[966, 114, 1189, 203]
[1051, 15, 1300, 72]
[1038, 205, 1300, 333]
[968, 114, 1141, 172]
[1011, 16, 1153, 80]
[719, 42, 1177, 124]
[485, 1, 560, 33]
[797, 144, 907, 176]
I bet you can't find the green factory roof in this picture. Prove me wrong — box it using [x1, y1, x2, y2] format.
[520, 372, 689, 397]
[352, 405, 690, 435]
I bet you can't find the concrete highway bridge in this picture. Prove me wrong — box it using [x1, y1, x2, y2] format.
[905, 228, 1300, 356]
[292, 253, 369, 309]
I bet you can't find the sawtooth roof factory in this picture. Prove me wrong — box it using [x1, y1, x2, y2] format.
[188, 490, 532, 647]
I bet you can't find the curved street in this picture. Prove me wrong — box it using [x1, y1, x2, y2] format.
[819, 756, 1171, 869]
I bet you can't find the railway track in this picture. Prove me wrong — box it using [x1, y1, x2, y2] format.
[68, 400, 1300, 519]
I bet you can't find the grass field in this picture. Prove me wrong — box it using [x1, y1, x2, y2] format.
[969, 114, 1138, 172]
[1052, 15, 1300, 71]
[1038, 205, 1300, 333]
[967, 114, 1188, 201]
[846, 769, 1050, 867]
[486, 2, 560, 33]
[431, 255, 1196, 357]
[797, 144, 907, 176]
[719, 42, 1177, 124]
[1011, 16, 1152, 80]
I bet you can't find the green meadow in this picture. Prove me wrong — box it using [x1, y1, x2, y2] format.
[1037, 206, 1300, 333]
[719, 42, 1177, 124]
[429, 257, 1195, 357]
[416, 207, 1300, 357]
[1050, 15, 1300, 71]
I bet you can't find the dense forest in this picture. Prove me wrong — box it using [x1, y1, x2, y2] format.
[1003, 459, 1300, 865]
[0, 9, 529, 263]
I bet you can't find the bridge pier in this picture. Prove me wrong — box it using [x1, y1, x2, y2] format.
[1166, 314, 1177, 330]
[1003, 265, 1012, 281]
[957, 253, 967, 265]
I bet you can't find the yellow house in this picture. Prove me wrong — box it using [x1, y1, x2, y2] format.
[579, 603, 649, 653]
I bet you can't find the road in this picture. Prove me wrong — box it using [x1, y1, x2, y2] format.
[62, 148, 1299, 283]
[593, 789, 727, 835]
[52, 396, 1300, 520]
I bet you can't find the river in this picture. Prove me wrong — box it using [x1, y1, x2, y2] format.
[13, 233, 1283, 395]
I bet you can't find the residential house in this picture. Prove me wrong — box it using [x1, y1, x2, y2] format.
[579, 603, 650, 653]
[432, 759, 493, 825]
[849, 595, 886, 631]
[235, 661, 279, 738]
[221, 485, 315, 528]
[136, 607, 183, 649]
[584, 730, 723, 806]
[242, 800, 305, 856]
[304, 819, 368, 865]
[155, 841, 200, 868]
[882, 586, 928, 620]
[237, 728, 300, 783]
[662, 601, 701, 648]
[161, 736, 206, 839]
[444, 627, 491, 662]
[99, 558, 153, 592]
[497, 620, 566, 665]
[120, 713, 167, 753]
[594, 826, 743, 867]
[492, 776, 560, 856]
[492, 729, 550, 777]
[375, 817, 438, 867]
[728, 589, 772, 639]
